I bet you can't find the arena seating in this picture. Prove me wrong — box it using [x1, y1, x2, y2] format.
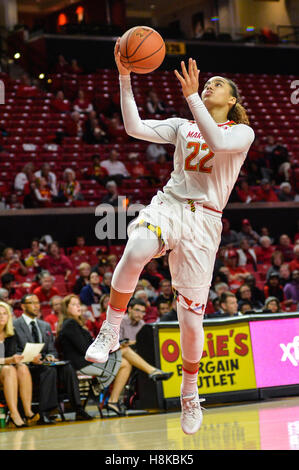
[0, 69, 298, 208]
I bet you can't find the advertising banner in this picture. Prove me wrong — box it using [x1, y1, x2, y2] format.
[158, 322, 256, 398]
[249, 318, 299, 388]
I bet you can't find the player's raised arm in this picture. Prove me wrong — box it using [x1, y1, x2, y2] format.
[175, 59, 255, 153]
[115, 38, 182, 145]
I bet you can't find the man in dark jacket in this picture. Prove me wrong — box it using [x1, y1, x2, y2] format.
[13, 294, 93, 423]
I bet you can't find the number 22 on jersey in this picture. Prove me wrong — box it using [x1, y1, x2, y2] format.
[184, 142, 214, 174]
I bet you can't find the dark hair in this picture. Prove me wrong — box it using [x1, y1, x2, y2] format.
[128, 298, 146, 309]
[224, 78, 250, 126]
[219, 291, 236, 305]
[21, 293, 35, 304]
[1, 273, 15, 285]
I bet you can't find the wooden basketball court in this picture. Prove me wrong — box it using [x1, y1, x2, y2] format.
[1, 396, 299, 450]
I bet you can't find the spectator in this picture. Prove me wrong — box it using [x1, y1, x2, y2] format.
[264, 273, 285, 303]
[263, 296, 281, 313]
[107, 254, 118, 272]
[119, 298, 146, 344]
[54, 54, 69, 74]
[70, 59, 83, 74]
[101, 180, 120, 207]
[79, 271, 103, 306]
[266, 250, 284, 281]
[259, 226, 274, 244]
[0, 273, 23, 311]
[100, 272, 112, 294]
[34, 163, 58, 198]
[236, 284, 263, 311]
[16, 73, 39, 98]
[72, 262, 91, 295]
[84, 154, 108, 185]
[106, 113, 129, 143]
[6, 193, 24, 210]
[83, 116, 108, 144]
[127, 152, 149, 178]
[255, 179, 279, 202]
[0, 301, 39, 427]
[33, 272, 60, 307]
[255, 236, 275, 265]
[213, 292, 242, 318]
[73, 89, 93, 115]
[244, 274, 265, 305]
[157, 301, 171, 318]
[0, 247, 27, 279]
[24, 238, 46, 268]
[85, 293, 109, 336]
[58, 168, 83, 204]
[283, 269, 299, 305]
[13, 294, 93, 423]
[65, 111, 84, 138]
[57, 294, 172, 416]
[246, 160, 264, 186]
[235, 179, 257, 203]
[38, 241, 73, 281]
[279, 263, 292, 287]
[220, 218, 239, 247]
[223, 249, 250, 292]
[44, 295, 62, 334]
[0, 288, 10, 304]
[236, 239, 257, 269]
[146, 89, 166, 114]
[154, 279, 174, 309]
[237, 219, 260, 246]
[141, 260, 164, 290]
[146, 142, 168, 163]
[33, 177, 52, 207]
[14, 162, 35, 192]
[100, 149, 130, 184]
[134, 289, 159, 323]
[238, 300, 254, 314]
[71, 235, 90, 258]
[278, 182, 294, 202]
[276, 234, 294, 262]
[209, 281, 229, 301]
[91, 253, 109, 278]
[289, 245, 299, 272]
[268, 142, 291, 183]
[50, 90, 70, 114]
[160, 298, 178, 321]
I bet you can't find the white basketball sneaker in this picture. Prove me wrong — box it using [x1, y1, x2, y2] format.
[85, 320, 120, 363]
[180, 391, 205, 435]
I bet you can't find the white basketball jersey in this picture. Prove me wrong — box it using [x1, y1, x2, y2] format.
[163, 119, 249, 211]
[119, 75, 255, 212]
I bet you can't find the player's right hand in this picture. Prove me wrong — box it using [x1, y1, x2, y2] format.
[114, 38, 131, 76]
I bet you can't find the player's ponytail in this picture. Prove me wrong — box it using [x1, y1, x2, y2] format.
[225, 78, 250, 126]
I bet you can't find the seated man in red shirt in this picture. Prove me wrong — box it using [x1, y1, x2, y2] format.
[255, 236, 275, 264]
[44, 295, 62, 334]
[221, 249, 251, 293]
[0, 247, 28, 280]
[255, 179, 278, 202]
[37, 241, 73, 281]
[33, 271, 60, 306]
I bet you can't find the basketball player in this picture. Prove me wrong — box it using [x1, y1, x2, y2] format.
[86, 38, 255, 434]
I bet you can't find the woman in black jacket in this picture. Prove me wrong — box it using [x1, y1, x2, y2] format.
[0, 301, 39, 427]
[56, 294, 132, 415]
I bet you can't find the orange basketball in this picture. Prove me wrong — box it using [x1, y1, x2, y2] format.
[119, 26, 166, 74]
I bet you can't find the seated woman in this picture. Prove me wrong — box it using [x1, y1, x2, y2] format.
[57, 294, 173, 416]
[0, 301, 39, 427]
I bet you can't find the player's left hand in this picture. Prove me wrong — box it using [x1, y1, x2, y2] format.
[174, 58, 200, 98]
